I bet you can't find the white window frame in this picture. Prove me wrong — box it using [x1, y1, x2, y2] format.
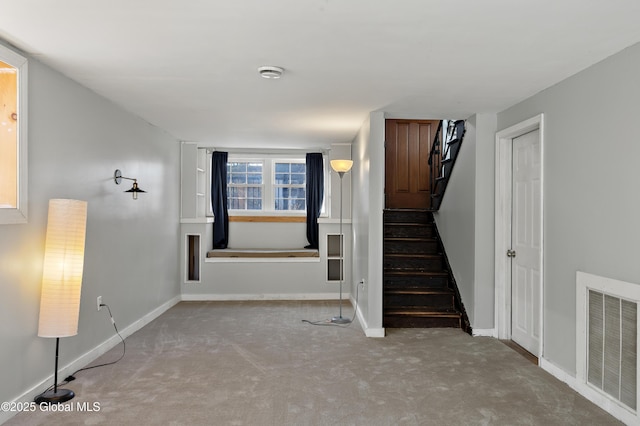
[227, 158, 265, 211]
[272, 158, 306, 212]
[206, 152, 328, 217]
[0, 44, 28, 224]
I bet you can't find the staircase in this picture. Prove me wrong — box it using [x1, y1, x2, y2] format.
[429, 120, 466, 210]
[383, 209, 471, 333]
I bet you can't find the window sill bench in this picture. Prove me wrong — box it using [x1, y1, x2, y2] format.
[206, 248, 320, 263]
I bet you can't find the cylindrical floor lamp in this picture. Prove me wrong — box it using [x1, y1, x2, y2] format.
[330, 159, 353, 324]
[35, 199, 87, 404]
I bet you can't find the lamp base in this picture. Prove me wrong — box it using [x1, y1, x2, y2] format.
[34, 389, 75, 405]
[331, 316, 352, 325]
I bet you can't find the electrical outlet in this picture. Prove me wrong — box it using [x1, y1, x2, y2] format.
[97, 296, 102, 311]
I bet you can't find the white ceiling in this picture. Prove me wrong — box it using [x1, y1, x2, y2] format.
[1, 1, 640, 148]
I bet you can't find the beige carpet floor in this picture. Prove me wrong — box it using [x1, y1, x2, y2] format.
[7, 301, 620, 425]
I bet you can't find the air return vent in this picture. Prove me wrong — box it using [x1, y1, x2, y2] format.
[577, 272, 640, 422]
[587, 290, 636, 409]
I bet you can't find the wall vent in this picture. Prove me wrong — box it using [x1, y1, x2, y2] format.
[577, 272, 640, 423]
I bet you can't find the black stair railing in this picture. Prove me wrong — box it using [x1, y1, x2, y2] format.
[428, 120, 444, 205]
[428, 120, 466, 210]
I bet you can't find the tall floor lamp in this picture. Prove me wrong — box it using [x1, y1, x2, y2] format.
[330, 159, 353, 324]
[35, 199, 87, 404]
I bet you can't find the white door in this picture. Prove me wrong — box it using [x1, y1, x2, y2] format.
[510, 129, 542, 356]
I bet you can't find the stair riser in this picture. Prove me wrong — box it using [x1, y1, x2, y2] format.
[384, 275, 449, 289]
[384, 226, 434, 238]
[384, 256, 444, 271]
[384, 240, 439, 255]
[384, 316, 461, 328]
[384, 211, 433, 224]
[384, 293, 455, 309]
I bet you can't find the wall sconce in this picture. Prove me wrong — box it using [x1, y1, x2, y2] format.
[114, 169, 146, 200]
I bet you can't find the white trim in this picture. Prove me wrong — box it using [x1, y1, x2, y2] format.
[0, 44, 28, 225]
[181, 293, 347, 301]
[352, 293, 385, 337]
[318, 218, 352, 224]
[0, 295, 180, 425]
[472, 328, 498, 338]
[364, 328, 386, 338]
[541, 356, 638, 425]
[184, 233, 202, 283]
[205, 257, 320, 263]
[494, 114, 544, 359]
[180, 217, 214, 224]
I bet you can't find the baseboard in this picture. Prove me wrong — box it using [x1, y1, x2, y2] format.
[540, 357, 636, 425]
[364, 327, 386, 338]
[0, 295, 180, 425]
[472, 328, 497, 337]
[181, 293, 347, 301]
[352, 294, 385, 338]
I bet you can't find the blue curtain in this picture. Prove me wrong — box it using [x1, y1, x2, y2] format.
[305, 153, 324, 249]
[211, 151, 229, 249]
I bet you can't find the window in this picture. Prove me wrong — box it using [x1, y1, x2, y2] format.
[226, 157, 307, 213]
[227, 161, 263, 210]
[274, 161, 306, 211]
[0, 44, 28, 224]
[207, 153, 326, 216]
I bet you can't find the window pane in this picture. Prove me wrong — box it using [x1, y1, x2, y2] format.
[247, 173, 262, 184]
[247, 199, 262, 210]
[275, 173, 290, 184]
[231, 174, 246, 184]
[249, 187, 262, 198]
[291, 173, 305, 184]
[291, 163, 305, 173]
[275, 163, 290, 173]
[291, 199, 305, 210]
[291, 188, 305, 198]
[247, 162, 262, 173]
[230, 162, 247, 173]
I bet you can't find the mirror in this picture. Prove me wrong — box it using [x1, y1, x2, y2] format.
[0, 44, 27, 224]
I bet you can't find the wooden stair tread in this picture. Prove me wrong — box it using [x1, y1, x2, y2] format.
[384, 237, 436, 242]
[385, 289, 454, 295]
[384, 253, 442, 259]
[384, 208, 432, 212]
[385, 309, 461, 318]
[384, 270, 448, 277]
[384, 222, 432, 226]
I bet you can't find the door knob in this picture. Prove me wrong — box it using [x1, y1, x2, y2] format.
[507, 249, 516, 258]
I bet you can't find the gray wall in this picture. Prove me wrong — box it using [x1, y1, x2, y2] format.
[473, 114, 497, 330]
[0, 57, 180, 407]
[497, 42, 640, 372]
[434, 114, 496, 330]
[435, 117, 478, 324]
[351, 111, 385, 333]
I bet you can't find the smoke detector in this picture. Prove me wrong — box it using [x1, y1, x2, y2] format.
[258, 66, 284, 79]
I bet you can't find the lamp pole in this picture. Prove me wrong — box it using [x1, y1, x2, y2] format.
[331, 164, 352, 325]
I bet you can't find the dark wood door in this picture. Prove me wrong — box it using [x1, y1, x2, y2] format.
[385, 119, 440, 209]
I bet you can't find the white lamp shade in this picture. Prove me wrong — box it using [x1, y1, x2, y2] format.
[330, 159, 353, 173]
[37, 199, 87, 338]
